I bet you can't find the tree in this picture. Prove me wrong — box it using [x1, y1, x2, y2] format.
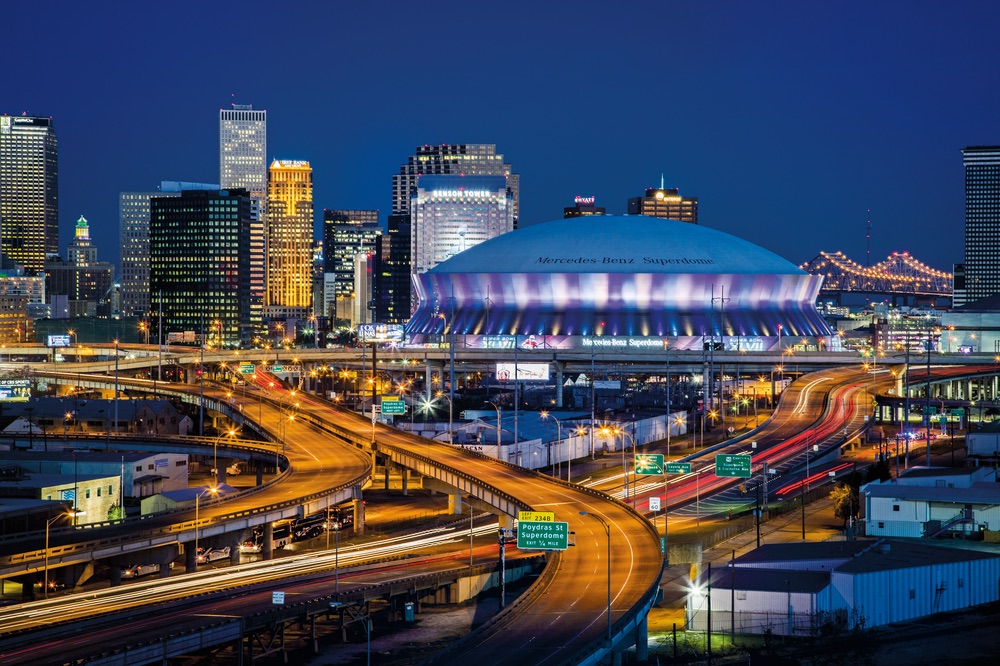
[831, 482, 858, 527]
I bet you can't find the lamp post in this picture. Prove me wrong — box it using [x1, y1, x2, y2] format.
[601, 426, 635, 503]
[579, 511, 612, 645]
[194, 486, 219, 563]
[44, 510, 83, 598]
[435, 391, 453, 445]
[485, 401, 502, 459]
[213, 428, 237, 480]
[540, 411, 562, 478]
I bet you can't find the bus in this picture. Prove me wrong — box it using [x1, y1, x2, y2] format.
[239, 520, 293, 554]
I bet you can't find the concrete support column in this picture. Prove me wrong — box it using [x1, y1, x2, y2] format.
[216, 463, 227, 487]
[109, 565, 122, 587]
[448, 492, 463, 516]
[635, 616, 649, 662]
[425, 361, 435, 401]
[256, 464, 264, 487]
[352, 498, 365, 536]
[185, 543, 197, 573]
[401, 468, 409, 497]
[965, 380, 972, 401]
[611, 649, 623, 666]
[384, 463, 390, 491]
[159, 562, 171, 578]
[229, 535, 242, 565]
[20, 575, 36, 600]
[262, 522, 274, 560]
[499, 513, 515, 529]
[554, 361, 566, 408]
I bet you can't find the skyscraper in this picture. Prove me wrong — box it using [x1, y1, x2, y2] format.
[323, 209, 381, 321]
[220, 105, 267, 331]
[411, 174, 514, 277]
[150, 189, 258, 347]
[266, 160, 314, 320]
[0, 115, 58, 274]
[45, 215, 115, 317]
[627, 185, 698, 224]
[958, 146, 1000, 306]
[392, 144, 518, 224]
[119, 181, 218, 317]
[389, 144, 517, 316]
[376, 214, 411, 324]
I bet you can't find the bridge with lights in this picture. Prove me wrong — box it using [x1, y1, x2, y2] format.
[800, 251, 952, 305]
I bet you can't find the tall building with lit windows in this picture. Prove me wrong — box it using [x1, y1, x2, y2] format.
[957, 146, 1000, 307]
[149, 189, 258, 347]
[392, 144, 518, 224]
[0, 115, 58, 274]
[411, 174, 514, 279]
[323, 209, 381, 321]
[220, 105, 267, 330]
[266, 160, 314, 320]
[389, 144, 517, 314]
[627, 185, 698, 224]
[45, 215, 115, 317]
[119, 181, 218, 317]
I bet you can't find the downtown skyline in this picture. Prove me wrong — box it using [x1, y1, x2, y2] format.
[3, 1, 999, 275]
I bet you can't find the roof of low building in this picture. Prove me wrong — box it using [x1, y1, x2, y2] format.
[836, 540, 1000, 574]
[734, 541, 872, 565]
[706, 567, 830, 594]
[862, 482, 1000, 504]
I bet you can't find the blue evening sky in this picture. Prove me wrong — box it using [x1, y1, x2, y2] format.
[3, 1, 998, 273]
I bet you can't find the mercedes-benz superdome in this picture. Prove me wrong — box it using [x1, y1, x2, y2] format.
[407, 215, 833, 351]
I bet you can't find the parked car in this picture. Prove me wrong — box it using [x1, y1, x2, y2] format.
[196, 546, 231, 564]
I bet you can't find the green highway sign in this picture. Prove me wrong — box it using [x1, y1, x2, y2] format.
[272, 365, 284, 373]
[516, 520, 569, 550]
[239, 363, 255, 374]
[715, 453, 752, 478]
[951, 408, 965, 417]
[634, 453, 665, 475]
[665, 462, 692, 474]
[380, 397, 406, 415]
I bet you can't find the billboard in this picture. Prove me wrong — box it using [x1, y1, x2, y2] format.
[0, 379, 30, 402]
[496, 363, 550, 382]
[357, 323, 405, 343]
[47, 335, 72, 348]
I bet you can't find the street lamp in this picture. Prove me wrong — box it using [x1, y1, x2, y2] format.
[213, 428, 237, 480]
[194, 486, 219, 562]
[485, 401, 502, 459]
[435, 391, 453, 445]
[540, 411, 562, 478]
[579, 511, 612, 645]
[601, 426, 635, 503]
[44, 510, 84, 598]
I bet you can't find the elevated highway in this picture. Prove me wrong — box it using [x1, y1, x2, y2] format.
[10, 370, 663, 664]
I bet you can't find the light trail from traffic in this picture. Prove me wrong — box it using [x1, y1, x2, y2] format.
[0, 521, 501, 635]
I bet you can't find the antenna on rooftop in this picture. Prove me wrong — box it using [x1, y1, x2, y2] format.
[865, 210, 872, 268]
[660, 173, 665, 189]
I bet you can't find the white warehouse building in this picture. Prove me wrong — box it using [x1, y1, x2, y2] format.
[688, 540, 1000, 636]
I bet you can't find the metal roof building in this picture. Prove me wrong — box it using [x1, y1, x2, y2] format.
[688, 539, 1000, 636]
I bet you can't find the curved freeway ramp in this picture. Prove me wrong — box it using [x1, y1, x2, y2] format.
[294, 395, 664, 665]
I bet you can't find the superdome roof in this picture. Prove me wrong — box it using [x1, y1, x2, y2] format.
[430, 215, 803, 275]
